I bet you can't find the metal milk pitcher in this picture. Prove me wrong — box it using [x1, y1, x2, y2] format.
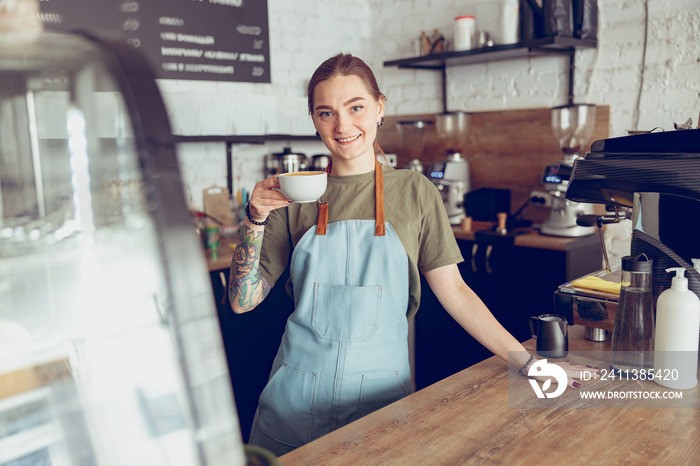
[610, 253, 654, 374]
[530, 314, 569, 358]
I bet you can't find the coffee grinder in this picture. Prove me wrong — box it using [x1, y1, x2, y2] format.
[538, 104, 596, 237]
[429, 112, 471, 225]
[397, 120, 434, 174]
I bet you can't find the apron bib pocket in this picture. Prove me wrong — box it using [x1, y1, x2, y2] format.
[257, 363, 319, 447]
[311, 282, 382, 341]
[357, 371, 410, 418]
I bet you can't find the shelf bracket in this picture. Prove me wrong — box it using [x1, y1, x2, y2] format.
[227, 142, 233, 201]
[385, 38, 595, 111]
[436, 49, 576, 112]
[441, 67, 447, 113]
[568, 51, 575, 106]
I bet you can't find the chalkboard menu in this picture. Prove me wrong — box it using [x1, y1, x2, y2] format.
[38, 0, 271, 83]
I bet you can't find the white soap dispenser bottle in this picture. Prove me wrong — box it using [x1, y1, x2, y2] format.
[653, 267, 700, 389]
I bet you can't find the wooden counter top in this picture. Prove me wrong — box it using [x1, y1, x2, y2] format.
[206, 227, 590, 272]
[452, 226, 596, 251]
[279, 326, 699, 465]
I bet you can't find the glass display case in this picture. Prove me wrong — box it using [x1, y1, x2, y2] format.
[0, 19, 245, 466]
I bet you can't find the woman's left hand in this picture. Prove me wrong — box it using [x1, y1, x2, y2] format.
[562, 361, 602, 388]
[530, 360, 601, 389]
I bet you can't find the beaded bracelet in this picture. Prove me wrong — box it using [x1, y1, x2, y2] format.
[245, 201, 269, 226]
[518, 354, 536, 376]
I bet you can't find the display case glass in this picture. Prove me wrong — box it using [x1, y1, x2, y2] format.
[0, 25, 245, 466]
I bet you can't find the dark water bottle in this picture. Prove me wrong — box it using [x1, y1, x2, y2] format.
[610, 254, 654, 374]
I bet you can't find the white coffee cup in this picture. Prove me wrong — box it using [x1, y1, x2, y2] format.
[278, 171, 327, 203]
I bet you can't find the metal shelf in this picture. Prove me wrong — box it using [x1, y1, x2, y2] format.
[384, 36, 596, 69]
[383, 36, 597, 112]
[173, 134, 322, 206]
[174, 134, 320, 144]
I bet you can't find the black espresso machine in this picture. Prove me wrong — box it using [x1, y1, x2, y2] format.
[554, 129, 700, 340]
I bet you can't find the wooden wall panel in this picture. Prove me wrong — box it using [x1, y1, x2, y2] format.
[377, 106, 610, 222]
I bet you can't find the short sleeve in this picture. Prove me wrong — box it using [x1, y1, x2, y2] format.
[416, 178, 464, 274]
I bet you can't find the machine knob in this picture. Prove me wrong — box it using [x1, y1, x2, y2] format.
[576, 208, 628, 274]
[576, 214, 598, 227]
[576, 212, 628, 228]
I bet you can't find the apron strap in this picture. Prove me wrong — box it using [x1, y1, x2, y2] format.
[316, 163, 333, 235]
[373, 156, 386, 236]
[316, 201, 329, 235]
[315, 157, 386, 236]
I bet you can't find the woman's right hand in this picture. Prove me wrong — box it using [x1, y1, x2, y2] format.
[246, 176, 291, 224]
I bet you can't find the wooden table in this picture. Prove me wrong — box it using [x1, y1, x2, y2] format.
[206, 237, 236, 272]
[279, 326, 699, 465]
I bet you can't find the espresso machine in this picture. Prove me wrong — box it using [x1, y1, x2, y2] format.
[428, 112, 471, 225]
[263, 147, 308, 176]
[538, 104, 596, 237]
[554, 129, 700, 341]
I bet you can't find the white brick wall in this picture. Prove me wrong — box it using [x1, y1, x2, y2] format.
[371, 0, 700, 136]
[167, 0, 369, 209]
[168, 0, 700, 258]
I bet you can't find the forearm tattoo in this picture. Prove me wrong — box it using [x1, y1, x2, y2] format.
[229, 224, 271, 310]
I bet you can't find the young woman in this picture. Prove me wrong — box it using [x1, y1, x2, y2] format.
[229, 53, 584, 456]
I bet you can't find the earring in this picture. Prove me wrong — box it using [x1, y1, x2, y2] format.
[315, 131, 320, 137]
[377, 117, 384, 128]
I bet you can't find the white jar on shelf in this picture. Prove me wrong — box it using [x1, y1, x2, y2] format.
[502, 0, 520, 44]
[453, 15, 475, 51]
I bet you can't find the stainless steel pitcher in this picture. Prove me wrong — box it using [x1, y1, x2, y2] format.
[530, 314, 569, 358]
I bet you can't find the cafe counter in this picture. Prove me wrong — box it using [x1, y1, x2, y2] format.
[279, 325, 700, 465]
[206, 223, 606, 441]
[205, 226, 595, 272]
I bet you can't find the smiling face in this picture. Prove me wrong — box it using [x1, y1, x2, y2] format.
[311, 74, 385, 172]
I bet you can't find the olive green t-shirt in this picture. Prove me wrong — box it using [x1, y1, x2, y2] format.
[259, 164, 464, 319]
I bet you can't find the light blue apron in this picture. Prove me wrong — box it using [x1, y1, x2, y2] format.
[249, 159, 411, 456]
